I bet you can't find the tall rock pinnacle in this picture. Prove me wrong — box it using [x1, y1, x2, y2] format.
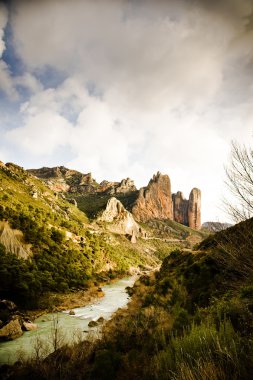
[188, 188, 201, 230]
[172, 191, 189, 225]
[132, 172, 173, 222]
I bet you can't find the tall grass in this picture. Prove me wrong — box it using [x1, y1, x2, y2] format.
[151, 319, 242, 380]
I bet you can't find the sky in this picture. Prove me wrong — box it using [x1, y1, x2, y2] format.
[0, 0, 253, 223]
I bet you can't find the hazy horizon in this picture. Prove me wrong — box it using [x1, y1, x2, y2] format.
[1, 0, 253, 222]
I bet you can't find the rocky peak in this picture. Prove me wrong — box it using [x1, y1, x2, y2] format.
[28, 166, 65, 179]
[132, 172, 173, 222]
[100, 197, 126, 223]
[115, 178, 137, 193]
[99, 180, 119, 193]
[188, 188, 201, 230]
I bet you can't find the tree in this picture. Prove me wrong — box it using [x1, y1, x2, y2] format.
[224, 141, 253, 222]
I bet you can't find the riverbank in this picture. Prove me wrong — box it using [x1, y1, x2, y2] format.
[26, 271, 142, 320]
[27, 285, 105, 320]
[0, 276, 136, 366]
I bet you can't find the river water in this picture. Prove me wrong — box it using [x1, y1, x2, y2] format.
[0, 276, 136, 365]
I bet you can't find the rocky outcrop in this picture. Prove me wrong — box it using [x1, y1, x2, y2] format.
[28, 166, 99, 193]
[172, 189, 201, 229]
[172, 192, 189, 225]
[131, 172, 201, 229]
[0, 299, 37, 341]
[101, 178, 137, 195]
[188, 188, 201, 230]
[88, 320, 98, 327]
[115, 178, 137, 194]
[99, 180, 119, 193]
[0, 222, 31, 259]
[99, 197, 143, 241]
[28, 167, 136, 197]
[132, 172, 173, 222]
[23, 321, 38, 331]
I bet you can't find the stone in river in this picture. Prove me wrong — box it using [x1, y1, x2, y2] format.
[0, 317, 23, 341]
[23, 321, 38, 331]
[88, 320, 98, 327]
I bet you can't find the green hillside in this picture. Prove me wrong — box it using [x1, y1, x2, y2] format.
[0, 162, 204, 312]
[0, 163, 160, 309]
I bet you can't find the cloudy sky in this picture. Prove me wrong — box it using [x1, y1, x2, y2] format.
[0, 0, 253, 222]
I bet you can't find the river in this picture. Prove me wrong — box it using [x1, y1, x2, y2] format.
[0, 276, 136, 365]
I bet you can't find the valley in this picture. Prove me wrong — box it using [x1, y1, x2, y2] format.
[2, 160, 252, 380]
[0, 161, 204, 320]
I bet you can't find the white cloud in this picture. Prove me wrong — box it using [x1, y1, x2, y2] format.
[0, 4, 18, 99]
[14, 73, 43, 94]
[6, 110, 73, 155]
[11, 0, 237, 112]
[0, 60, 18, 99]
[0, 3, 7, 57]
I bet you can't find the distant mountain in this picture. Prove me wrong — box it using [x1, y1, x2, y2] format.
[202, 221, 233, 232]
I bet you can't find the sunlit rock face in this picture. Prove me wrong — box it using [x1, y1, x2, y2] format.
[99, 197, 143, 241]
[132, 172, 173, 222]
[131, 172, 201, 230]
[188, 188, 201, 230]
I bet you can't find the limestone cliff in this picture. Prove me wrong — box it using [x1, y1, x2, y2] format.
[132, 172, 173, 222]
[188, 188, 201, 230]
[99, 197, 144, 241]
[131, 171, 200, 229]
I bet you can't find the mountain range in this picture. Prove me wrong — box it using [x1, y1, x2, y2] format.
[28, 166, 202, 230]
[0, 160, 206, 310]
